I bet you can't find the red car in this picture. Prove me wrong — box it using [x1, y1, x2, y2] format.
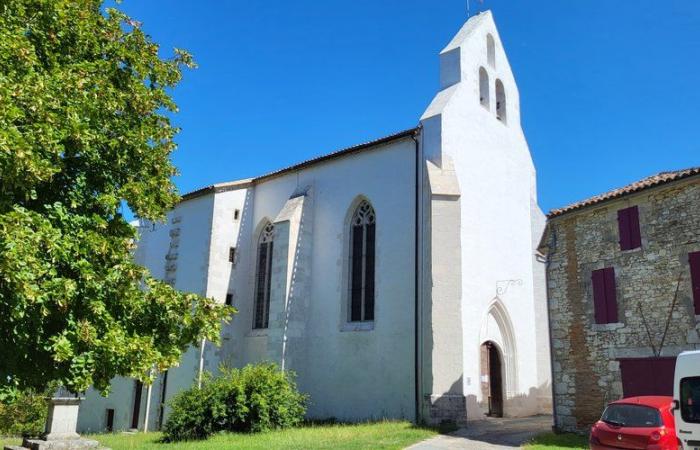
[590, 396, 678, 449]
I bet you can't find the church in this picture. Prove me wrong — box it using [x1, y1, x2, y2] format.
[78, 11, 552, 432]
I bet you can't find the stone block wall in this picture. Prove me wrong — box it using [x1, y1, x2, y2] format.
[544, 178, 700, 432]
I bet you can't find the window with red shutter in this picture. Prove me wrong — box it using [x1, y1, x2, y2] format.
[618, 209, 630, 250]
[603, 267, 618, 323]
[592, 267, 618, 324]
[618, 206, 641, 250]
[592, 269, 608, 323]
[627, 206, 642, 249]
[690, 252, 700, 315]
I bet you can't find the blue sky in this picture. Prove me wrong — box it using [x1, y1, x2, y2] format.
[116, 0, 699, 214]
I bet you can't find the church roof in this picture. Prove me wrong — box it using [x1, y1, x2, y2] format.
[548, 166, 700, 218]
[180, 178, 253, 201]
[180, 127, 419, 201]
[254, 127, 418, 182]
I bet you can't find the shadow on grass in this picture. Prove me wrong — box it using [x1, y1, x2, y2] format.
[525, 432, 588, 449]
[410, 421, 459, 435]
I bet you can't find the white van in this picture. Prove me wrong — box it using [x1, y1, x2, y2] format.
[674, 350, 700, 449]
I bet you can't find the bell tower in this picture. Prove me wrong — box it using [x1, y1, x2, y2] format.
[418, 10, 548, 423]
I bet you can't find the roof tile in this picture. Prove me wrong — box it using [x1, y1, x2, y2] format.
[548, 166, 700, 218]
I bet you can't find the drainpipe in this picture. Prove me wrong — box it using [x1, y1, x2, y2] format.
[541, 225, 559, 432]
[413, 126, 424, 424]
[197, 338, 206, 389]
[143, 371, 153, 433]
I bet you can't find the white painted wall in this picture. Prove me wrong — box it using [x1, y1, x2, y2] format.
[220, 138, 418, 421]
[420, 11, 551, 420]
[206, 186, 250, 304]
[92, 139, 417, 431]
[202, 186, 251, 373]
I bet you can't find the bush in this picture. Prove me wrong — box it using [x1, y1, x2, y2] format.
[163, 363, 307, 441]
[0, 389, 48, 438]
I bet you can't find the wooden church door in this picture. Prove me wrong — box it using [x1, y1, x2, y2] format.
[481, 341, 504, 417]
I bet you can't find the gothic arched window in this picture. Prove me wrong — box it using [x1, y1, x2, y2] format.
[496, 79, 507, 124]
[253, 222, 274, 329]
[479, 67, 490, 109]
[487, 34, 496, 68]
[348, 200, 376, 322]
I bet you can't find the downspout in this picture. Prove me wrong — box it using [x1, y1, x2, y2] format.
[143, 370, 153, 433]
[540, 224, 559, 432]
[413, 126, 423, 424]
[198, 338, 206, 389]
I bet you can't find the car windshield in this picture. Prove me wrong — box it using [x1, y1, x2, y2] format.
[601, 404, 662, 427]
[681, 377, 700, 424]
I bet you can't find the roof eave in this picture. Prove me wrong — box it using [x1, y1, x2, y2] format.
[177, 127, 419, 202]
[548, 169, 700, 219]
[179, 178, 253, 202]
[252, 127, 419, 183]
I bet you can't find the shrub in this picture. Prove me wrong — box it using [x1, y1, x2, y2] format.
[163, 363, 307, 441]
[0, 389, 48, 438]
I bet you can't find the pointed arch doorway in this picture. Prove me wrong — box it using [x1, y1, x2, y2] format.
[480, 341, 504, 417]
[479, 300, 518, 417]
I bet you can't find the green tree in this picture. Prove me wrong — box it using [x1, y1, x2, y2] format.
[0, 0, 234, 395]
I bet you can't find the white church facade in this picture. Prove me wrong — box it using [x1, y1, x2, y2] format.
[78, 11, 552, 432]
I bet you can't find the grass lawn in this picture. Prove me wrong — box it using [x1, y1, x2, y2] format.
[1, 421, 440, 450]
[524, 432, 588, 450]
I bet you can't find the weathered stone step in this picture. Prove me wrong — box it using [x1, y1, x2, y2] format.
[3, 438, 109, 450]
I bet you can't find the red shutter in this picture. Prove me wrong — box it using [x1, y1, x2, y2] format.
[618, 208, 631, 250]
[690, 251, 700, 315]
[618, 206, 641, 250]
[592, 269, 608, 324]
[592, 267, 617, 324]
[603, 267, 618, 323]
[627, 206, 641, 249]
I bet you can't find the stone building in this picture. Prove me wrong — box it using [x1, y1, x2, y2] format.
[540, 167, 700, 432]
[78, 11, 552, 432]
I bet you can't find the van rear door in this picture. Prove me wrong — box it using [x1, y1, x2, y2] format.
[674, 353, 700, 449]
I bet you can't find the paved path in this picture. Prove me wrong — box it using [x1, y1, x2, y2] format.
[408, 415, 553, 450]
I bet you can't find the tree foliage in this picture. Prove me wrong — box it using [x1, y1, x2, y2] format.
[0, 0, 234, 394]
[0, 387, 50, 437]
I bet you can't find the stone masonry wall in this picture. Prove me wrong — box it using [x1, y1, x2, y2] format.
[546, 178, 700, 432]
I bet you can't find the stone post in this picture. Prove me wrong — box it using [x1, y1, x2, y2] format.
[4, 388, 107, 450]
[43, 395, 82, 441]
